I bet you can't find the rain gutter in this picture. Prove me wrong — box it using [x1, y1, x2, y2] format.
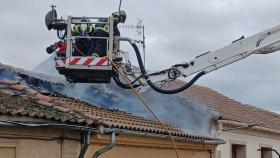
[110, 128, 224, 145]
[92, 132, 116, 158]
[218, 119, 280, 135]
[0, 119, 223, 145]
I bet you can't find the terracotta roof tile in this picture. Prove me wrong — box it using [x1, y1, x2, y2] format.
[34, 93, 52, 102]
[10, 83, 26, 90]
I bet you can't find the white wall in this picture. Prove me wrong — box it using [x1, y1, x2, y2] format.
[216, 130, 280, 158]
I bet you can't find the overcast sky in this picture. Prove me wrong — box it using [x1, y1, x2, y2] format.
[0, 0, 280, 112]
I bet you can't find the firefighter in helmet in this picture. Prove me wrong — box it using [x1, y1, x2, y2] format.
[112, 10, 127, 36]
[92, 10, 127, 57]
[72, 19, 94, 56]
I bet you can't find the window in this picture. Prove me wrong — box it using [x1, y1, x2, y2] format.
[232, 144, 246, 158]
[0, 147, 16, 158]
[260, 147, 272, 158]
[0, 143, 17, 158]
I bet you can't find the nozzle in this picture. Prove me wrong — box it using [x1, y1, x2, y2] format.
[46, 45, 56, 54]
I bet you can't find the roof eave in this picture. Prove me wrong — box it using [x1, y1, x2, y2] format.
[113, 128, 225, 145]
[218, 119, 280, 135]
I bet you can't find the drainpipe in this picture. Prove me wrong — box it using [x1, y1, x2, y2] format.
[79, 131, 91, 158]
[217, 120, 223, 132]
[209, 150, 213, 158]
[92, 132, 116, 158]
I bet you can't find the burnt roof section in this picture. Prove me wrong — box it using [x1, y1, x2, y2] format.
[166, 80, 280, 132]
[0, 80, 217, 140]
[0, 74, 218, 141]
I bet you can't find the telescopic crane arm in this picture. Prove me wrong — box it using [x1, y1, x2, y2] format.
[44, 6, 280, 94]
[116, 25, 280, 94]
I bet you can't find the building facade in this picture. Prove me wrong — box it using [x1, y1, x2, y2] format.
[216, 125, 280, 158]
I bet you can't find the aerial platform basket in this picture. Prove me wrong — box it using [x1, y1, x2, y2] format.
[54, 16, 115, 83]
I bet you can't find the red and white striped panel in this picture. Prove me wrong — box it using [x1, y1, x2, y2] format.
[55, 59, 66, 67]
[70, 57, 111, 66]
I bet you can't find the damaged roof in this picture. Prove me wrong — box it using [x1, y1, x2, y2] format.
[167, 80, 280, 132]
[0, 80, 97, 125]
[0, 67, 219, 142]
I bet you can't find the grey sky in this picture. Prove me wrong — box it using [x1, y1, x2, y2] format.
[0, 0, 279, 112]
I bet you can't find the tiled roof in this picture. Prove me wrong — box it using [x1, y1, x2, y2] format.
[0, 80, 97, 125]
[166, 80, 280, 132]
[0, 78, 217, 141]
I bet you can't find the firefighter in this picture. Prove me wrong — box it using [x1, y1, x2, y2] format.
[92, 18, 109, 57]
[72, 20, 94, 36]
[112, 10, 127, 36]
[92, 10, 127, 57]
[72, 19, 94, 56]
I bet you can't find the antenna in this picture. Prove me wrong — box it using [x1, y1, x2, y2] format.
[50, 4, 56, 11]
[120, 19, 146, 66]
[118, 0, 123, 11]
[136, 19, 146, 66]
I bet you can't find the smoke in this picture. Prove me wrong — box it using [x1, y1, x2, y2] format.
[0, 57, 218, 136]
[33, 55, 61, 76]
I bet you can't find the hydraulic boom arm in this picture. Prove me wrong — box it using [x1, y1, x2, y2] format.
[115, 25, 280, 94]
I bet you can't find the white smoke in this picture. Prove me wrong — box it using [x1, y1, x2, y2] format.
[30, 57, 219, 136]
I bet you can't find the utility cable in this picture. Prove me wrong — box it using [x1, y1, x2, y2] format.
[109, 58, 180, 158]
[118, 0, 123, 11]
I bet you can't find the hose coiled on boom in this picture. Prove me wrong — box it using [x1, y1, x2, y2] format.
[123, 41, 205, 94]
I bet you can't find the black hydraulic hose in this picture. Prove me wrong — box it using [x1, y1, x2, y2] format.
[130, 74, 145, 85]
[112, 73, 140, 89]
[130, 42, 205, 94]
[131, 43, 147, 75]
[146, 71, 205, 94]
[113, 75, 131, 89]
[112, 67, 142, 89]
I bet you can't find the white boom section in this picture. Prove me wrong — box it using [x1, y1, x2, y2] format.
[146, 25, 280, 83]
